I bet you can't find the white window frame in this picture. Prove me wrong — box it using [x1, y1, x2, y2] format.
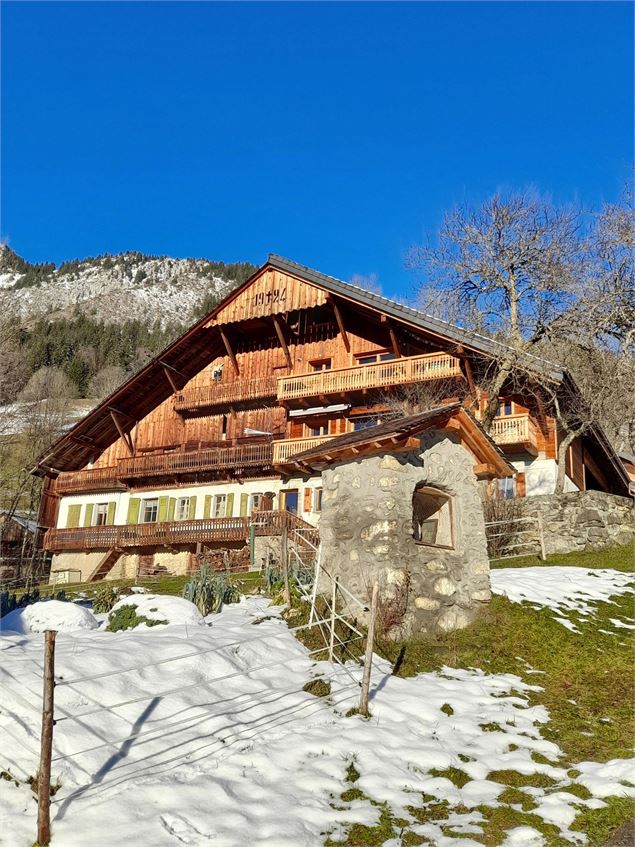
[142, 498, 159, 523]
[93, 503, 109, 526]
[212, 494, 227, 518]
[175, 496, 190, 521]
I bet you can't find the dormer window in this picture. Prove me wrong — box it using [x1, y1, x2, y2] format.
[412, 486, 454, 549]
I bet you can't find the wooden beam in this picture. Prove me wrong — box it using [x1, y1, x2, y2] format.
[219, 326, 240, 375]
[110, 410, 134, 457]
[328, 296, 350, 352]
[381, 315, 402, 358]
[473, 462, 497, 480]
[272, 315, 293, 369]
[161, 364, 179, 394]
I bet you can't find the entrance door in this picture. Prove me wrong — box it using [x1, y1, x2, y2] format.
[282, 489, 299, 515]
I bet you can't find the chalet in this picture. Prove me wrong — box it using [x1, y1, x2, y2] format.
[35, 255, 629, 582]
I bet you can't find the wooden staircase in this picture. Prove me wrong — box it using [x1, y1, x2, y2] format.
[88, 547, 123, 582]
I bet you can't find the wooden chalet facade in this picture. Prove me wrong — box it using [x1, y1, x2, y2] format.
[35, 255, 629, 582]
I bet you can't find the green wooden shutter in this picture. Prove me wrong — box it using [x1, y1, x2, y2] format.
[83, 503, 94, 527]
[188, 495, 197, 519]
[66, 504, 82, 528]
[127, 498, 140, 525]
[225, 493, 234, 517]
[157, 496, 169, 522]
[240, 493, 248, 516]
[203, 495, 212, 518]
[167, 497, 176, 521]
[107, 502, 116, 525]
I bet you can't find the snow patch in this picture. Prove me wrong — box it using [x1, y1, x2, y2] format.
[108, 594, 204, 627]
[0, 600, 99, 634]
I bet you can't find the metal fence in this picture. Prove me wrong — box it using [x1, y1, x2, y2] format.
[484, 514, 546, 561]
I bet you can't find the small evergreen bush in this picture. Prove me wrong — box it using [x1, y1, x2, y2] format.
[106, 604, 165, 632]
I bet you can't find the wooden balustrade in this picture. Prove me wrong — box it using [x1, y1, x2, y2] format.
[174, 376, 278, 412]
[117, 441, 274, 480]
[44, 510, 307, 552]
[490, 414, 538, 452]
[54, 467, 125, 495]
[272, 435, 335, 464]
[277, 351, 462, 403]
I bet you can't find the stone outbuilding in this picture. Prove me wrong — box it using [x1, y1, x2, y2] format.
[283, 404, 514, 638]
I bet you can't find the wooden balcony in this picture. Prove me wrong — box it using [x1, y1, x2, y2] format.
[45, 510, 294, 552]
[272, 436, 335, 464]
[490, 414, 539, 455]
[54, 467, 126, 495]
[117, 442, 274, 481]
[277, 352, 462, 404]
[174, 376, 278, 413]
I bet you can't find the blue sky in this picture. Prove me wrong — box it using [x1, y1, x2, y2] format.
[2, 1, 632, 299]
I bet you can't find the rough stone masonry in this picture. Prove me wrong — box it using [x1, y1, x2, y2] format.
[318, 430, 491, 638]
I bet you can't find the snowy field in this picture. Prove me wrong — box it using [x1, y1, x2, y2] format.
[490, 567, 635, 631]
[1, 568, 633, 847]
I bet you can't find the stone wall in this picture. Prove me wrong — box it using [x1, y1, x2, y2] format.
[518, 491, 634, 555]
[318, 430, 491, 638]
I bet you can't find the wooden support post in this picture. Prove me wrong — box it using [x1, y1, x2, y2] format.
[161, 364, 179, 394]
[219, 326, 240, 375]
[328, 576, 338, 662]
[280, 525, 291, 606]
[381, 315, 401, 358]
[359, 581, 379, 717]
[37, 630, 57, 847]
[537, 513, 546, 561]
[329, 297, 350, 352]
[272, 315, 293, 369]
[109, 409, 134, 457]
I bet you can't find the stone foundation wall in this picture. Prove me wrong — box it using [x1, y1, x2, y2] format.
[518, 491, 634, 555]
[318, 431, 491, 638]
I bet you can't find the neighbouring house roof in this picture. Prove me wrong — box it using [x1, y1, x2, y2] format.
[0, 511, 38, 535]
[276, 402, 515, 479]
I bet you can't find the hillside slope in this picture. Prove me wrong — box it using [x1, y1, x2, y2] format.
[0, 245, 256, 326]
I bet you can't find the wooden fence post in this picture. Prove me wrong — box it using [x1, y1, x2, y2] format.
[537, 513, 546, 561]
[359, 582, 379, 717]
[37, 629, 57, 847]
[328, 577, 338, 662]
[280, 526, 291, 606]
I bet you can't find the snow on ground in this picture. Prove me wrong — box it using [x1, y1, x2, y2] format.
[491, 566, 634, 630]
[0, 600, 99, 635]
[0, 596, 633, 847]
[108, 594, 205, 627]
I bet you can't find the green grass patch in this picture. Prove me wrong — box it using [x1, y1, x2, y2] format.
[303, 678, 332, 698]
[429, 767, 471, 788]
[488, 770, 558, 789]
[490, 542, 634, 572]
[571, 796, 635, 845]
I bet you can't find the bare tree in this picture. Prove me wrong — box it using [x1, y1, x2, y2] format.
[408, 191, 584, 430]
[88, 365, 127, 400]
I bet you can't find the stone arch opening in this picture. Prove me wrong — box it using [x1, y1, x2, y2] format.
[412, 484, 454, 549]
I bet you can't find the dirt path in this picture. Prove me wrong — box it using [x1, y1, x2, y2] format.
[602, 819, 635, 846]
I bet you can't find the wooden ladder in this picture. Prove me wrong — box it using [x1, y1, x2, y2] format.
[88, 547, 123, 582]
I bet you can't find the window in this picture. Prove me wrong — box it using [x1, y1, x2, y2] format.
[499, 400, 513, 416]
[352, 416, 382, 432]
[282, 489, 299, 514]
[94, 503, 109, 526]
[311, 358, 331, 371]
[309, 422, 330, 437]
[142, 499, 159, 523]
[212, 494, 227, 517]
[357, 351, 396, 365]
[175, 496, 190, 521]
[249, 493, 263, 514]
[313, 488, 323, 512]
[497, 477, 516, 500]
[412, 486, 454, 548]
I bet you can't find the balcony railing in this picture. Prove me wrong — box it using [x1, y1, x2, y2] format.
[277, 352, 462, 403]
[490, 414, 538, 452]
[54, 467, 126, 495]
[272, 436, 335, 464]
[174, 376, 278, 413]
[117, 442, 274, 480]
[44, 510, 298, 552]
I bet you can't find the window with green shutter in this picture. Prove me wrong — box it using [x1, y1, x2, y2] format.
[225, 493, 234, 517]
[188, 495, 197, 519]
[83, 504, 94, 527]
[167, 497, 176, 521]
[66, 504, 82, 528]
[157, 496, 169, 522]
[107, 502, 116, 525]
[127, 498, 141, 525]
[203, 495, 212, 519]
[240, 493, 248, 516]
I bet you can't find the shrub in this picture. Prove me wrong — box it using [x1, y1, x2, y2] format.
[182, 567, 226, 615]
[92, 584, 119, 614]
[303, 678, 331, 698]
[106, 605, 165, 632]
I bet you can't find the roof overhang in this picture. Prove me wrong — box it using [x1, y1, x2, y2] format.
[275, 402, 514, 480]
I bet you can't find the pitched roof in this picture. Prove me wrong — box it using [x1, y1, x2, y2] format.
[278, 402, 515, 478]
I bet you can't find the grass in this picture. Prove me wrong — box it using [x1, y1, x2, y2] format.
[329, 544, 634, 846]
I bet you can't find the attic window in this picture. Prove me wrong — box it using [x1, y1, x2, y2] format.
[412, 486, 454, 549]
